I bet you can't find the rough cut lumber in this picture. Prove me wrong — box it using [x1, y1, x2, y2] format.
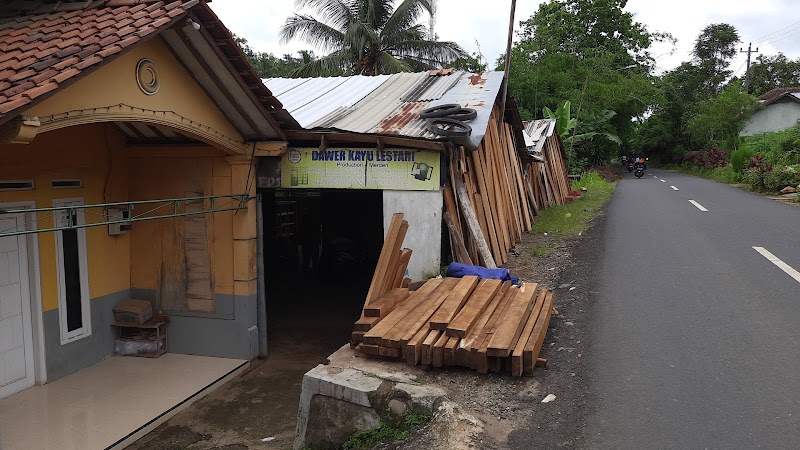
[511, 288, 547, 376]
[452, 150, 496, 268]
[471, 146, 502, 262]
[406, 326, 433, 366]
[363, 279, 442, 345]
[364, 288, 410, 318]
[421, 330, 442, 366]
[353, 316, 381, 332]
[487, 283, 538, 357]
[429, 275, 480, 330]
[432, 332, 450, 367]
[381, 221, 410, 294]
[388, 278, 459, 348]
[447, 278, 502, 338]
[390, 249, 413, 291]
[364, 213, 408, 308]
[443, 336, 459, 366]
[379, 346, 401, 358]
[456, 282, 508, 365]
[473, 283, 516, 373]
[444, 213, 472, 265]
[358, 344, 380, 356]
[380, 279, 450, 348]
[523, 291, 554, 372]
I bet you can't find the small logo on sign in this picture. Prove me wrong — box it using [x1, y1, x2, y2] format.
[287, 149, 302, 164]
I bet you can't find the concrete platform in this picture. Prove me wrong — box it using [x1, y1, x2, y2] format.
[0, 354, 248, 449]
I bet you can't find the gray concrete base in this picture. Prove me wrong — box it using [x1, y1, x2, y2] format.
[293, 345, 484, 450]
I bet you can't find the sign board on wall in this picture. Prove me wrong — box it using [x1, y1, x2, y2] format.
[280, 148, 440, 190]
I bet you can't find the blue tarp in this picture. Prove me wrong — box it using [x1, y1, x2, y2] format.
[446, 262, 520, 286]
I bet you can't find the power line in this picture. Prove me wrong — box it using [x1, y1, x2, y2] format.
[763, 27, 800, 46]
[755, 23, 800, 46]
[752, 18, 800, 43]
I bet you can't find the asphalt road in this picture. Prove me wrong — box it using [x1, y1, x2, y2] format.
[586, 168, 800, 449]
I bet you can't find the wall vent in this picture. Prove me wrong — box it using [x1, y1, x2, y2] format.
[51, 179, 83, 189]
[0, 180, 34, 191]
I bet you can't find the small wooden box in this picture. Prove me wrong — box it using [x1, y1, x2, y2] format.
[113, 299, 153, 325]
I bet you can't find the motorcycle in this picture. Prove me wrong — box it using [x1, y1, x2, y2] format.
[626, 159, 634, 172]
[634, 161, 646, 178]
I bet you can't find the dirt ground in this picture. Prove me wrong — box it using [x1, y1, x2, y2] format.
[130, 203, 608, 450]
[129, 274, 369, 450]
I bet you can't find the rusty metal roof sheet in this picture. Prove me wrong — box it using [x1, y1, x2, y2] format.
[264, 70, 506, 146]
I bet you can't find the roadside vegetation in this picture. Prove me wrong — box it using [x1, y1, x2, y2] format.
[531, 172, 616, 237]
[659, 125, 800, 195]
[340, 412, 432, 450]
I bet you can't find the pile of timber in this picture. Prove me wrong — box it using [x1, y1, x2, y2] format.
[443, 116, 571, 269]
[352, 213, 554, 377]
[522, 119, 571, 207]
[445, 106, 534, 268]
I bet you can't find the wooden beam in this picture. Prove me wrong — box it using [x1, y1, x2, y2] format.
[285, 130, 447, 152]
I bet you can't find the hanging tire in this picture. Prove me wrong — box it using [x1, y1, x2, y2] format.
[427, 118, 472, 137]
[444, 108, 477, 122]
[420, 103, 462, 118]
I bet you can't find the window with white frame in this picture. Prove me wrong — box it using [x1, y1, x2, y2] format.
[54, 199, 91, 344]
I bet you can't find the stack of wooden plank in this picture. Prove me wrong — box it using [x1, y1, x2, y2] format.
[350, 213, 413, 346]
[520, 119, 571, 207]
[352, 276, 553, 376]
[446, 106, 535, 268]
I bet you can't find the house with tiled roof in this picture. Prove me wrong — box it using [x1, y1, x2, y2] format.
[741, 87, 800, 136]
[0, 0, 294, 409]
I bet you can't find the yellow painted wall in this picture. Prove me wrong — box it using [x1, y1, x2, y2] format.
[0, 124, 130, 311]
[26, 38, 244, 145]
[128, 151, 236, 297]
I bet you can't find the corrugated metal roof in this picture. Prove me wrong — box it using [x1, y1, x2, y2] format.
[264, 70, 506, 146]
[313, 72, 425, 131]
[523, 119, 556, 161]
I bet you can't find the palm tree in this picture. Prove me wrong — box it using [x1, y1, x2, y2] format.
[280, 0, 466, 76]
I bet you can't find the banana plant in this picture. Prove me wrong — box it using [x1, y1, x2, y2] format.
[543, 101, 621, 145]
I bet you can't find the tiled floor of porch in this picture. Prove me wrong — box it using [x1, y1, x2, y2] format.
[0, 354, 248, 450]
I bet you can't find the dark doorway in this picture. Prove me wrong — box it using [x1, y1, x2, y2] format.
[260, 188, 384, 357]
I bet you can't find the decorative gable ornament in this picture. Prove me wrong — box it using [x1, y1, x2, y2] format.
[136, 59, 160, 96]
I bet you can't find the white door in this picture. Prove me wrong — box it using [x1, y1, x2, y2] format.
[0, 213, 35, 399]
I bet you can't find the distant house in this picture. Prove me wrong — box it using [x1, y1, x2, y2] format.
[740, 88, 800, 136]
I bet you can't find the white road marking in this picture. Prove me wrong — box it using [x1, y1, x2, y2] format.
[661, 179, 667, 183]
[753, 247, 800, 284]
[688, 200, 708, 211]
[671, 186, 679, 191]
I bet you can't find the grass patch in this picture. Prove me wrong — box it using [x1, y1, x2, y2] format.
[342, 425, 409, 450]
[531, 172, 615, 236]
[341, 413, 432, 450]
[531, 242, 558, 256]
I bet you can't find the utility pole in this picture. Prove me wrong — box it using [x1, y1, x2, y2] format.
[740, 42, 759, 93]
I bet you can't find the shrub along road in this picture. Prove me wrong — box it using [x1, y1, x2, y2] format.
[561, 168, 800, 448]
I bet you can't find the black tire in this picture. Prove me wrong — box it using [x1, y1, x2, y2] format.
[444, 108, 477, 121]
[427, 118, 472, 137]
[420, 103, 462, 118]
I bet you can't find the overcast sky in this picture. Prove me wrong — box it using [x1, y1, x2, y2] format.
[208, 0, 800, 74]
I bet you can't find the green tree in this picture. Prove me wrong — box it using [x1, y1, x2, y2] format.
[280, 0, 465, 76]
[687, 81, 758, 150]
[692, 23, 740, 95]
[506, 0, 664, 169]
[234, 34, 317, 78]
[450, 52, 487, 73]
[518, 0, 662, 68]
[633, 24, 743, 161]
[745, 53, 800, 96]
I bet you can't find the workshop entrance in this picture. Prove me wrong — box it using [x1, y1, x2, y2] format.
[260, 189, 384, 358]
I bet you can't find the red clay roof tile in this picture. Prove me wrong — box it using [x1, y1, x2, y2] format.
[0, 0, 198, 121]
[22, 81, 58, 100]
